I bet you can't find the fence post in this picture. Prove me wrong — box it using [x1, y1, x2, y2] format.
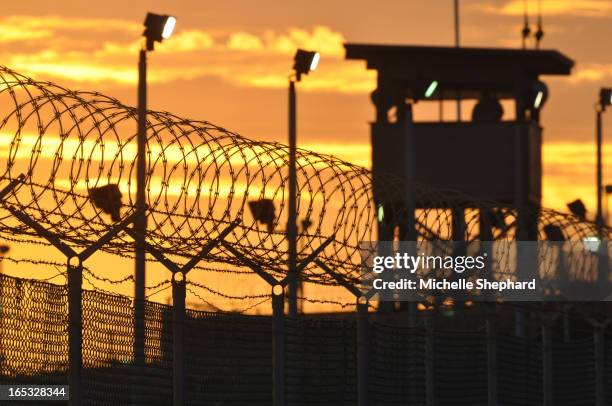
[357, 297, 369, 406]
[125, 221, 239, 406]
[594, 324, 605, 406]
[221, 237, 333, 406]
[515, 310, 526, 337]
[313, 258, 374, 406]
[173, 273, 186, 406]
[542, 318, 553, 406]
[67, 256, 83, 406]
[425, 314, 435, 406]
[0, 191, 136, 406]
[486, 306, 497, 406]
[563, 313, 570, 343]
[272, 285, 285, 406]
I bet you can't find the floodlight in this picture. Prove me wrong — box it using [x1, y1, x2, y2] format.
[543, 224, 565, 242]
[309, 52, 320, 71]
[301, 218, 313, 232]
[293, 49, 319, 81]
[248, 199, 276, 232]
[88, 184, 123, 222]
[143, 12, 177, 51]
[424, 80, 439, 98]
[161, 16, 176, 39]
[566, 199, 587, 220]
[0, 245, 9, 254]
[600, 88, 612, 109]
[583, 236, 601, 253]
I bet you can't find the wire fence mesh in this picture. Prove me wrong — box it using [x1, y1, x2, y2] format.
[1, 273, 611, 405]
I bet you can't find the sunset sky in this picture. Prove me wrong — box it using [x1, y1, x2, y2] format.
[0, 0, 611, 309]
[1, 0, 611, 211]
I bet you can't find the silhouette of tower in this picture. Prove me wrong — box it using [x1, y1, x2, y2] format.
[345, 45, 573, 251]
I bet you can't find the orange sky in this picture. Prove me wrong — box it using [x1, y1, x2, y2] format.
[1, 0, 610, 211]
[0, 0, 611, 310]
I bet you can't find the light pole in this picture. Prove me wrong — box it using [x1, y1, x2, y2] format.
[606, 184, 612, 226]
[596, 88, 611, 236]
[0, 245, 7, 274]
[596, 88, 611, 293]
[287, 49, 319, 317]
[135, 11, 176, 367]
[453, 0, 461, 121]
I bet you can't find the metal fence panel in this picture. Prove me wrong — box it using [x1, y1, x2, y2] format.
[1, 274, 611, 405]
[185, 310, 273, 405]
[285, 318, 357, 405]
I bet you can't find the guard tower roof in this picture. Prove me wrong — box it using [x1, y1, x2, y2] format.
[345, 44, 574, 99]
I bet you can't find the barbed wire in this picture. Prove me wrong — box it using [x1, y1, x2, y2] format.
[146, 283, 171, 300]
[234, 297, 270, 314]
[186, 287, 222, 311]
[186, 280, 269, 301]
[0, 66, 608, 298]
[0, 66, 390, 283]
[0, 255, 74, 269]
[41, 266, 67, 282]
[83, 267, 133, 285]
[81, 271, 124, 296]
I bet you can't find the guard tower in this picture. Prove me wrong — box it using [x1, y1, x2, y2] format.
[345, 44, 573, 242]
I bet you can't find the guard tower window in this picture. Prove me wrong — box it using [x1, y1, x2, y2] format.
[411, 98, 516, 123]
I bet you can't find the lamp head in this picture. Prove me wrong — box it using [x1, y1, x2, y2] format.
[599, 88, 612, 110]
[566, 199, 587, 221]
[301, 218, 313, 232]
[248, 199, 276, 232]
[143, 12, 176, 51]
[293, 49, 319, 81]
[543, 224, 565, 242]
[88, 184, 123, 222]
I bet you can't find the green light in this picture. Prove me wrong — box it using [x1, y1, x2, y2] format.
[377, 204, 384, 223]
[424, 80, 439, 98]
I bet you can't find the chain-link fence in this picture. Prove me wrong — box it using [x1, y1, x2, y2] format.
[1, 273, 611, 405]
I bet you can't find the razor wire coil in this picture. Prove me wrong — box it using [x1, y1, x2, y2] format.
[0, 66, 608, 291]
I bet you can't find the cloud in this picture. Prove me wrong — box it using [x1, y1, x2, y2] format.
[475, 0, 612, 18]
[0, 24, 51, 43]
[95, 30, 215, 57]
[568, 63, 612, 83]
[158, 30, 215, 53]
[227, 32, 264, 51]
[0, 15, 140, 44]
[0, 16, 372, 93]
[262, 26, 345, 57]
